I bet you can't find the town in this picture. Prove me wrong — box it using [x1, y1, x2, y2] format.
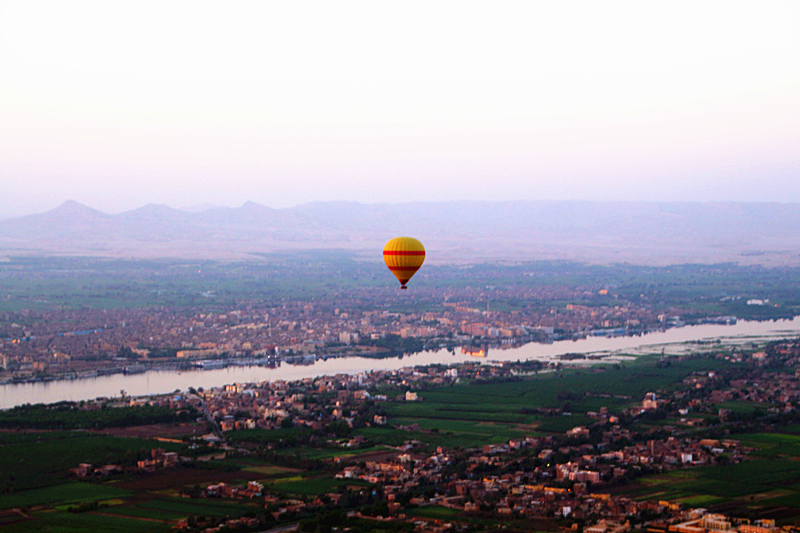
[25, 337, 799, 533]
[2, 258, 800, 532]
[0, 289, 741, 384]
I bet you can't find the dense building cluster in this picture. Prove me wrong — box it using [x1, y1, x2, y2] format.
[37, 338, 800, 532]
[111, 341, 795, 531]
[0, 289, 700, 383]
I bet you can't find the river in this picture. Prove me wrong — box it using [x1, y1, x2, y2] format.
[2, 317, 800, 409]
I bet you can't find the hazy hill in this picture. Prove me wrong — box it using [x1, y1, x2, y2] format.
[1, 200, 798, 265]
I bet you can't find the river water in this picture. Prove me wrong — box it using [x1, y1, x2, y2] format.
[2, 317, 799, 409]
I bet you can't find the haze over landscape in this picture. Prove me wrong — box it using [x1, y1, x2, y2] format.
[1, 2, 799, 219]
[2, 199, 800, 266]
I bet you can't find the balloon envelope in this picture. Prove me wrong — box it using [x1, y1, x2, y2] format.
[383, 237, 425, 289]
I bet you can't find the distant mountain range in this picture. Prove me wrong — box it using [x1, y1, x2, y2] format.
[1, 200, 799, 266]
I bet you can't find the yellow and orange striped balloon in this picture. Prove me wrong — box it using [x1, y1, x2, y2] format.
[383, 237, 425, 289]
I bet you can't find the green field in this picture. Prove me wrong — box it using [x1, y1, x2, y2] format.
[369, 417, 532, 447]
[0, 432, 186, 492]
[0, 482, 132, 510]
[129, 497, 255, 516]
[396, 416, 531, 436]
[375, 355, 739, 446]
[1, 510, 170, 533]
[354, 425, 516, 449]
[714, 401, 770, 414]
[0, 478, 257, 529]
[225, 426, 315, 448]
[0, 403, 195, 430]
[4, 341, 800, 530]
[736, 432, 800, 459]
[102, 505, 185, 521]
[271, 444, 385, 460]
[2, 257, 798, 321]
[406, 505, 462, 519]
[268, 476, 371, 495]
[241, 464, 301, 476]
[624, 456, 800, 518]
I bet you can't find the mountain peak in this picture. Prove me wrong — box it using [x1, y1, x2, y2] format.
[50, 200, 106, 216]
[124, 203, 180, 215]
[239, 201, 273, 211]
[43, 200, 109, 221]
[118, 203, 188, 223]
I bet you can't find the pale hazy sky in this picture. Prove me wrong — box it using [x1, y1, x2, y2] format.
[1, 1, 799, 218]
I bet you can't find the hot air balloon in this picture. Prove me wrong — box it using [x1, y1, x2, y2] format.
[383, 237, 425, 289]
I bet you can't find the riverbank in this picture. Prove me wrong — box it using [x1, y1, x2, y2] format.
[1, 317, 799, 409]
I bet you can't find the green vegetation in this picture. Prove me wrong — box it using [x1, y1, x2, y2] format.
[0, 482, 131, 510]
[0, 256, 799, 319]
[622, 430, 800, 522]
[406, 505, 462, 519]
[101, 505, 185, 521]
[299, 515, 414, 533]
[240, 464, 300, 476]
[0, 431, 186, 492]
[357, 426, 504, 449]
[374, 355, 738, 445]
[272, 445, 383, 460]
[737, 432, 800, 459]
[626, 460, 800, 504]
[5, 339, 800, 530]
[123, 498, 254, 517]
[0, 255, 386, 311]
[715, 400, 769, 415]
[357, 334, 426, 356]
[268, 476, 371, 496]
[0, 403, 196, 430]
[355, 418, 532, 449]
[226, 426, 314, 447]
[1, 510, 170, 533]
